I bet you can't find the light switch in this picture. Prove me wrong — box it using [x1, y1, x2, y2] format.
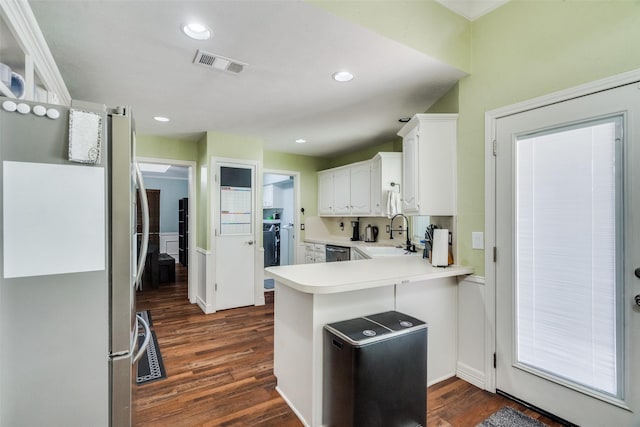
[472, 232, 484, 250]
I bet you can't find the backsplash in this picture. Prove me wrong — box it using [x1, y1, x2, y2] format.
[305, 215, 458, 262]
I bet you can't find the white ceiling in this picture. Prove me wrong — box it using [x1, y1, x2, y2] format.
[29, 1, 468, 158]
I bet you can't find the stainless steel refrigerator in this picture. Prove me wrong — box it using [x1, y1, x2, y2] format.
[0, 96, 150, 426]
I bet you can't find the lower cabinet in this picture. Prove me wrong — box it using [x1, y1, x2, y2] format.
[304, 242, 325, 263]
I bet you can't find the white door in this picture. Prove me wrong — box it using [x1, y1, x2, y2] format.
[214, 161, 256, 310]
[495, 82, 640, 426]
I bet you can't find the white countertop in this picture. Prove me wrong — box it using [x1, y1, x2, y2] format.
[265, 257, 473, 294]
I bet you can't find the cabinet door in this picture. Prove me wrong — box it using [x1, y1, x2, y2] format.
[332, 168, 351, 215]
[349, 163, 371, 215]
[318, 172, 334, 215]
[370, 158, 382, 216]
[263, 184, 274, 208]
[402, 126, 419, 213]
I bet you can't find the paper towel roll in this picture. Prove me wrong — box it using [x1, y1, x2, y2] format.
[431, 229, 449, 267]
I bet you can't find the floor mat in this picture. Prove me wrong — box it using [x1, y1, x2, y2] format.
[136, 330, 166, 385]
[477, 407, 548, 427]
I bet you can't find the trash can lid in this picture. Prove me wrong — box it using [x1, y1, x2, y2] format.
[324, 311, 427, 346]
[325, 317, 391, 343]
[365, 311, 427, 331]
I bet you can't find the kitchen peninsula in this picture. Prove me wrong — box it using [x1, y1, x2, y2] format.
[265, 256, 473, 427]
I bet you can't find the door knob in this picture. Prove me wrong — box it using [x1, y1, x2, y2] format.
[635, 268, 640, 279]
[635, 295, 640, 308]
[247, 240, 254, 245]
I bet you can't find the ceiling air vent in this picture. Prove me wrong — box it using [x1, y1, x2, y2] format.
[193, 50, 247, 75]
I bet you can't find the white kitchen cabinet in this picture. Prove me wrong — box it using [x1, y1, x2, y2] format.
[318, 171, 334, 215]
[370, 152, 402, 216]
[332, 168, 351, 215]
[317, 153, 400, 217]
[348, 162, 371, 215]
[397, 114, 457, 216]
[263, 184, 274, 208]
[304, 242, 325, 263]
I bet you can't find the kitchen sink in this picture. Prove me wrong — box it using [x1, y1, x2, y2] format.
[363, 246, 418, 257]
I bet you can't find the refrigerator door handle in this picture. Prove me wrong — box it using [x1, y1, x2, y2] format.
[134, 159, 150, 290]
[133, 314, 151, 364]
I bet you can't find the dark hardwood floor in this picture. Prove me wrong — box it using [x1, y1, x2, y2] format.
[134, 264, 564, 427]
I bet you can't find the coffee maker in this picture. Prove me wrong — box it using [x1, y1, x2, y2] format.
[350, 220, 360, 241]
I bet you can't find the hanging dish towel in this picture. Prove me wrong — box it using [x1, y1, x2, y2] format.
[68, 109, 103, 164]
[386, 190, 401, 218]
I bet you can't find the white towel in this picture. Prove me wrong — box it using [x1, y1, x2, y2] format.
[386, 190, 401, 218]
[68, 109, 103, 164]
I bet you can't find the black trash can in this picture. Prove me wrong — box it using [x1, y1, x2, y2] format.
[323, 311, 428, 427]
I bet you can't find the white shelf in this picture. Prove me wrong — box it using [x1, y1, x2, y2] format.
[0, 0, 69, 105]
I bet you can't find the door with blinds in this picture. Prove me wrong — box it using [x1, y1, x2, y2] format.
[494, 82, 640, 426]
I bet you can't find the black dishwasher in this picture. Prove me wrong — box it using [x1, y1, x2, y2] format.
[323, 311, 428, 427]
[326, 244, 350, 262]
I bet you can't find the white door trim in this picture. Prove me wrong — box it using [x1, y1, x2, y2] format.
[263, 168, 301, 265]
[137, 156, 197, 304]
[484, 67, 640, 393]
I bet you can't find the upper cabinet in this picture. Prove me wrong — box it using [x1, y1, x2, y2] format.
[317, 153, 401, 217]
[370, 152, 401, 216]
[348, 162, 371, 215]
[397, 114, 458, 216]
[0, 2, 70, 104]
[263, 184, 274, 208]
[318, 171, 334, 215]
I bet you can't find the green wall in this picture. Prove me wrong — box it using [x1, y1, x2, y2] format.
[136, 134, 198, 162]
[137, 0, 640, 274]
[309, 0, 471, 73]
[325, 0, 640, 276]
[454, 0, 640, 275]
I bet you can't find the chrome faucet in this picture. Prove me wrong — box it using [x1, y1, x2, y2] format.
[389, 213, 416, 252]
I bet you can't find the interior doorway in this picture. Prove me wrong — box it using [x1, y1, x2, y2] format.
[137, 158, 196, 304]
[262, 170, 299, 292]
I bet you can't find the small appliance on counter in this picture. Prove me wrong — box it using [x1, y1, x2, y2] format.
[350, 220, 360, 241]
[431, 228, 449, 267]
[363, 224, 379, 243]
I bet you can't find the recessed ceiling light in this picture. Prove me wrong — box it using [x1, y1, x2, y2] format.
[295, 139, 307, 144]
[332, 71, 354, 82]
[182, 22, 212, 40]
[153, 116, 170, 122]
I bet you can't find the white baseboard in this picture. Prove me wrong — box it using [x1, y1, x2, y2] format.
[196, 296, 214, 314]
[456, 361, 486, 390]
[427, 371, 457, 388]
[275, 386, 311, 427]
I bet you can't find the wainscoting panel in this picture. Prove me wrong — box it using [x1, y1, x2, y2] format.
[457, 275, 486, 390]
[159, 233, 179, 262]
[196, 248, 213, 314]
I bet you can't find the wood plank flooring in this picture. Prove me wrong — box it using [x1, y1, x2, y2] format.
[134, 265, 565, 427]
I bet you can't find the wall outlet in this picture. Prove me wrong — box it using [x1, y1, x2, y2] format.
[472, 232, 484, 250]
[386, 225, 390, 233]
[300, 223, 305, 230]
